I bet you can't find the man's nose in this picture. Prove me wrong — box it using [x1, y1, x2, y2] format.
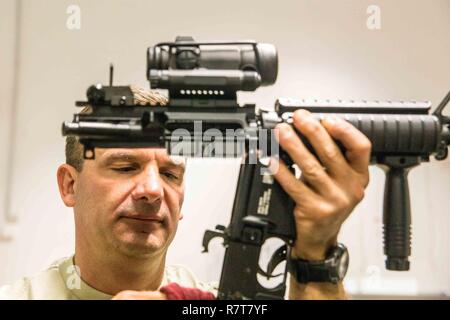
[131, 166, 164, 203]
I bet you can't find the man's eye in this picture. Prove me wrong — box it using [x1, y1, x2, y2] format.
[112, 167, 136, 173]
[161, 171, 179, 181]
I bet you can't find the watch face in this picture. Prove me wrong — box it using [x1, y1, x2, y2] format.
[338, 249, 349, 279]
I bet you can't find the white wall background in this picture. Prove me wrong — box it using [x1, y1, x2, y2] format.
[0, 0, 449, 298]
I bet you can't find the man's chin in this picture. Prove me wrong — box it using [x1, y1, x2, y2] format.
[114, 233, 167, 258]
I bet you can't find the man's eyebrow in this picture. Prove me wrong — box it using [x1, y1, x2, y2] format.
[161, 158, 186, 172]
[101, 152, 141, 165]
[100, 152, 185, 171]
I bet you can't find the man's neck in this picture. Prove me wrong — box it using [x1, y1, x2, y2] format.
[74, 244, 166, 295]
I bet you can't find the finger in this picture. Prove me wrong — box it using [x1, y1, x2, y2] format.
[269, 156, 318, 201]
[321, 116, 371, 176]
[292, 110, 351, 178]
[275, 123, 334, 194]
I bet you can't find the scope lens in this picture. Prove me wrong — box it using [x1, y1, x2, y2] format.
[256, 43, 278, 86]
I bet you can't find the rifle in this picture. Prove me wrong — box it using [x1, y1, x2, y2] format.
[62, 36, 450, 299]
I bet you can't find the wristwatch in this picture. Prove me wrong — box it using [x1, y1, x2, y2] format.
[287, 243, 349, 284]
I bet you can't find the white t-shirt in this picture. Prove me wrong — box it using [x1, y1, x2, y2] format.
[0, 255, 217, 300]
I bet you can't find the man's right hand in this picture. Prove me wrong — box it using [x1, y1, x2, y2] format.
[112, 290, 166, 300]
[112, 283, 216, 300]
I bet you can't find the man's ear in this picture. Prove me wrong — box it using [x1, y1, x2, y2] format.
[178, 189, 184, 221]
[57, 164, 79, 207]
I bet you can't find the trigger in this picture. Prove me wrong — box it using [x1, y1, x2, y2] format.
[258, 245, 287, 280]
[262, 245, 288, 280]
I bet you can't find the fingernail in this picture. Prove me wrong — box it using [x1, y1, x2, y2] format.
[275, 123, 291, 140]
[323, 116, 339, 126]
[295, 109, 310, 117]
[323, 116, 335, 125]
[293, 109, 310, 123]
[268, 156, 280, 174]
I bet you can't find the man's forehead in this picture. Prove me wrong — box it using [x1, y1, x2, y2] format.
[97, 148, 186, 167]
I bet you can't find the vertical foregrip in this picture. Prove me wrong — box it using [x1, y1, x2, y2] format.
[382, 166, 412, 271]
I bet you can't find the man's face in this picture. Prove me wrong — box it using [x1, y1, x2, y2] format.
[72, 148, 185, 258]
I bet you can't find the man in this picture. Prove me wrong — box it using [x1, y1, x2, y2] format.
[0, 88, 371, 300]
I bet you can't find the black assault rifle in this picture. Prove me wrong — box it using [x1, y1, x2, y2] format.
[62, 36, 450, 299]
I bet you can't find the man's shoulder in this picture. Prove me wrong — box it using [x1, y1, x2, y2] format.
[164, 264, 218, 295]
[0, 257, 71, 300]
[0, 276, 31, 300]
[0, 257, 218, 299]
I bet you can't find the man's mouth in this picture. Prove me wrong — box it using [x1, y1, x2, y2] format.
[120, 215, 164, 223]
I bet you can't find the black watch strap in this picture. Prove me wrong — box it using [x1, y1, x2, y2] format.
[287, 257, 334, 283]
[287, 243, 348, 284]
